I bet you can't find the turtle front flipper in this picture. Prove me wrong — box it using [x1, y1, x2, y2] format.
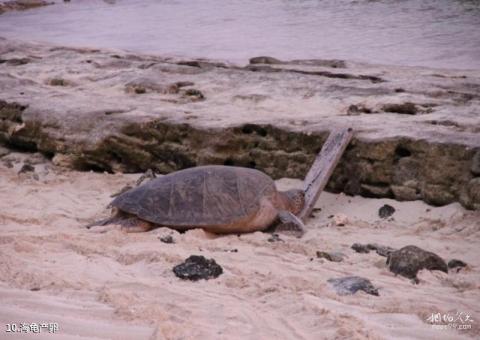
[273, 211, 305, 238]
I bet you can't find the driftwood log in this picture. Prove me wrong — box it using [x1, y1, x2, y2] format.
[299, 128, 354, 221]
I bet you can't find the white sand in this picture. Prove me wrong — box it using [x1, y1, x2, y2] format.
[0, 153, 479, 339]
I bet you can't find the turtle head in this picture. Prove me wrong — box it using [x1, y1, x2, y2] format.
[281, 189, 305, 216]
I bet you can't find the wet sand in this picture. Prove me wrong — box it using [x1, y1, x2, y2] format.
[1, 152, 479, 339]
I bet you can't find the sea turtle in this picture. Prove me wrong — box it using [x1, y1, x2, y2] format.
[87, 165, 306, 235]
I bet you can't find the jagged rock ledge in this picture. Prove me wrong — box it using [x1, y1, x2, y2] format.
[0, 0, 52, 15]
[0, 38, 479, 209]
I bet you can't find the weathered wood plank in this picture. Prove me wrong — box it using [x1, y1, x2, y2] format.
[299, 128, 354, 221]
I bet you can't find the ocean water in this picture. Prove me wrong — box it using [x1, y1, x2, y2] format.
[0, 0, 479, 69]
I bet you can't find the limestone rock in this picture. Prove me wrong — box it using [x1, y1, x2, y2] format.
[52, 154, 75, 168]
[331, 213, 349, 227]
[391, 185, 418, 201]
[0, 0, 52, 14]
[422, 184, 455, 206]
[361, 184, 392, 197]
[466, 178, 480, 209]
[392, 157, 419, 185]
[0, 39, 478, 210]
[471, 150, 480, 175]
[316, 251, 344, 262]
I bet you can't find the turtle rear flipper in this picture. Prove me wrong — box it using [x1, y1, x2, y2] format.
[86, 215, 152, 233]
[85, 216, 117, 229]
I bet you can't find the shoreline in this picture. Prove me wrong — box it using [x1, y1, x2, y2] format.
[1, 1, 479, 71]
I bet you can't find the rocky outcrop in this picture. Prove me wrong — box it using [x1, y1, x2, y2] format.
[0, 39, 479, 209]
[3, 114, 478, 209]
[0, 0, 52, 14]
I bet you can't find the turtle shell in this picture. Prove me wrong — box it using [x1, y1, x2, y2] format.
[111, 165, 277, 226]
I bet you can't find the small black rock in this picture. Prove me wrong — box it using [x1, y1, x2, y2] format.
[351, 243, 370, 253]
[368, 243, 396, 257]
[18, 164, 35, 174]
[159, 235, 174, 244]
[352, 243, 396, 257]
[387, 245, 448, 282]
[448, 259, 467, 270]
[134, 86, 146, 94]
[379, 204, 395, 219]
[328, 276, 379, 296]
[173, 255, 223, 281]
[184, 88, 205, 99]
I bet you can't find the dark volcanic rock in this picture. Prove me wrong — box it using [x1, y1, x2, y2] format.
[379, 204, 395, 219]
[351, 243, 395, 256]
[351, 243, 371, 253]
[328, 276, 379, 296]
[18, 163, 34, 173]
[173, 255, 223, 281]
[382, 102, 418, 115]
[159, 235, 174, 244]
[5, 57, 31, 66]
[387, 245, 448, 281]
[347, 104, 373, 115]
[48, 78, 71, 86]
[183, 88, 205, 101]
[249, 56, 283, 65]
[448, 259, 467, 270]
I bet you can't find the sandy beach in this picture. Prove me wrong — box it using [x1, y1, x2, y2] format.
[1, 1, 480, 339]
[1, 151, 479, 339]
